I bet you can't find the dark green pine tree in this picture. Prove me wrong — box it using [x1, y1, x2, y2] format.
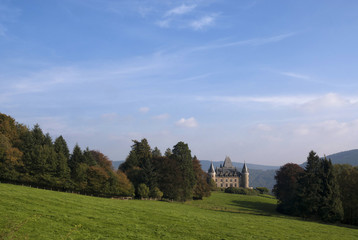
[69, 144, 85, 177]
[318, 157, 344, 222]
[152, 147, 162, 157]
[297, 151, 323, 218]
[54, 136, 70, 180]
[192, 155, 211, 200]
[172, 142, 196, 201]
[83, 147, 96, 166]
[54, 136, 70, 160]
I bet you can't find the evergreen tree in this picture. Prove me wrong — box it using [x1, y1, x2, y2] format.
[318, 157, 343, 222]
[297, 151, 323, 218]
[54, 136, 70, 160]
[69, 144, 85, 177]
[172, 142, 196, 201]
[152, 147, 162, 157]
[164, 148, 172, 157]
[83, 147, 96, 166]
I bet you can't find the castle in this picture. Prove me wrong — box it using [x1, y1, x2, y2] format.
[208, 156, 251, 189]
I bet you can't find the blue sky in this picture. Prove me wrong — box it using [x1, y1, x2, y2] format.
[1, 0, 358, 165]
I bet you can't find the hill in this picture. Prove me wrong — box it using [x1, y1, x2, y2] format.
[300, 149, 358, 168]
[1, 183, 357, 239]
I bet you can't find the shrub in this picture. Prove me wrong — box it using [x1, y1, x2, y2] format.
[256, 187, 269, 194]
[137, 183, 149, 199]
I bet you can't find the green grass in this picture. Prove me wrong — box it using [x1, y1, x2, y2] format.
[1, 183, 357, 239]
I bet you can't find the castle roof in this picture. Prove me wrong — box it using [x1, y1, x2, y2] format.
[242, 162, 248, 173]
[215, 156, 241, 177]
[223, 156, 233, 168]
[208, 162, 215, 173]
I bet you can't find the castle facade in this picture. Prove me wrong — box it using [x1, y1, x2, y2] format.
[208, 156, 250, 189]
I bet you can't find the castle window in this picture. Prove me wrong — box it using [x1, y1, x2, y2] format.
[230, 184, 233, 187]
[230, 179, 232, 182]
[234, 179, 237, 182]
[226, 184, 228, 187]
[220, 179, 223, 182]
[221, 184, 223, 187]
[226, 179, 228, 182]
[234, 184, 237, 187]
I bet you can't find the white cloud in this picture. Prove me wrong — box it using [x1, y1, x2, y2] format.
[165, 4, 196, 17]
[153, 113, 169, 120]
[190, 15, 215, 30]
[197, 93, 358, 110]
[139, 107, 150, 113]
[301, 93, 354, 112]
[176, 117, 198, 128]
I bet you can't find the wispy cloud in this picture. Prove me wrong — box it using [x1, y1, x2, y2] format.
[191, 32, 297, 51]
[164, 4, 196, 17]
[190, 15, 216, 30]
[279, 71, 310, 80]
[197, 93, 358, 110]
[176, 117, 198, 128]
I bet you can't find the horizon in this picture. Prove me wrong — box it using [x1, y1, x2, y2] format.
[1, 1, 358, 165]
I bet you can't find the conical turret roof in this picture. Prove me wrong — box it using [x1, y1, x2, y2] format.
[208, 162, 215, 173]
[242, 162, 248, 173]
[223, 156, 233, 168]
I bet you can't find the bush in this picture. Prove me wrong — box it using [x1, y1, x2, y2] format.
[137, 183, 149, 199]
[225, 187, 258, 195]
[150, 187, 163, 199]
[256, 187, 269, 194]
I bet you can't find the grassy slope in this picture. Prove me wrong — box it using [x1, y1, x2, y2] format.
[1, 183, 357, 240]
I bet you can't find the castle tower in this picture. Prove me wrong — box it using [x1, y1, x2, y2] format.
[241, 162, 249, 188]
[208, 161, 216, 181]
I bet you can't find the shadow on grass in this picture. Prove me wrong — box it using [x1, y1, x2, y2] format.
[229, 199, 279, 216]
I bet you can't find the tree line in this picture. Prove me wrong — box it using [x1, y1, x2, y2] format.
[0, 113, 211, 201]
[118, 138, 211, 201]
[0, 113, 134, 197]
[273, 150, 358, 225]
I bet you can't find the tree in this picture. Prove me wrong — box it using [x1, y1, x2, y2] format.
[273, 163, 304, 214]
[150, 187, 163, 199]
[69, 144, 85, 175]
[297, 151, 323, 218]
[192, 156, 211, 199]
[318, 157, 343, 222]
[152, 147, 162, 157]
[164, 148, 172, 157]
[334, 164, 358, 225]
[54, 136, 70, 160]
[137, 183, 150, 199]
[172, 142, 196, 201]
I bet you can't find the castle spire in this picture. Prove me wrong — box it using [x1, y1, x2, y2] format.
[208, 161, 215, 173]
[242, 161, 248, 173]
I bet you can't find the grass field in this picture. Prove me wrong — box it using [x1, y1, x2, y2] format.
[1, 183, 358, 239]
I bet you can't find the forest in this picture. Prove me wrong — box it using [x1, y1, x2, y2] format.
[0, 113, 210, 201]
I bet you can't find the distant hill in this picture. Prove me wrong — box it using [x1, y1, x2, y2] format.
[112, 161, 124, 170]
[300, 149, 358, 168]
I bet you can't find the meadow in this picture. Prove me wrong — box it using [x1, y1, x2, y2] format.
[1, 183, 357, 239]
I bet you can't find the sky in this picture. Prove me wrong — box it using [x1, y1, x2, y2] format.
[1, 0, 358, 166]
